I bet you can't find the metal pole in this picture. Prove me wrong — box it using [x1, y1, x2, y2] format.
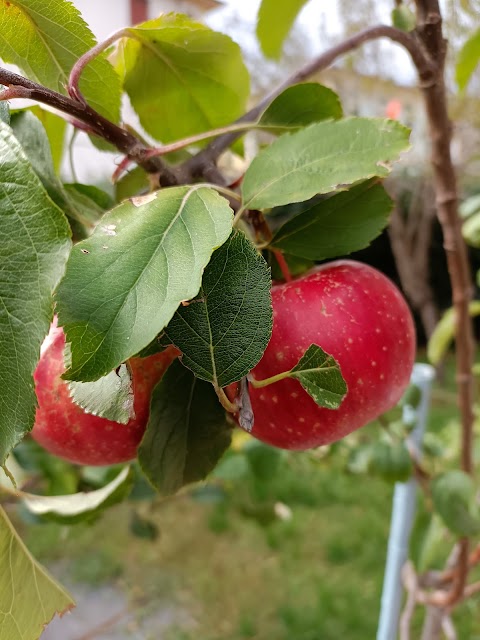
[377, 363, 436, 640]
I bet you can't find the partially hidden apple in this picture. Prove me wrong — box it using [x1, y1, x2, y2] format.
[238, 260, 416, 450]
[32, 323, 178, 466]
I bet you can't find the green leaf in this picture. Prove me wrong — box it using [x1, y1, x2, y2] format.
[270, 180, 393, 260]
[56, 186, 233, 382]
[244, 441, 284, 482]
[0, 0, 120, 122]
[259, 83, 343, 132]
[462, 211, 480, 247]
[115, 166, 149, 202]
[113, 14, 250, 143]
[22, 467, 133, 524]
[427, 301, 480, 365]
[242, 118, 410, 210]
[29, 106, 67, 174]
[0, 506, 74, 637]
[138, 360, 232, 495]
[369, 441, 413, 483]
[432, 470, 480, 537]
[68, 364, 134, 424]
[130, 510, 159, 540]
[0, 100, 9, 124]
[459, 193, 480, 219]
[165, 230, 272, 387]
[289, 344, 347, 409]
[9, 111, 103, 236]
[456, 28, 480, 91]
[256, 0, 309, 59]
[391, 6, 416, 32]
[0, 122, 71, 464]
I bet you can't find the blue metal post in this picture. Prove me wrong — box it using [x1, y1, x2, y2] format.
[377, 363, 436, 640]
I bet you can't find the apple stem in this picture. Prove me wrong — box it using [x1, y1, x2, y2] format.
[249, 370, 291, 388]
[272, 250, 293, 283]
[215, 385, 238, 413]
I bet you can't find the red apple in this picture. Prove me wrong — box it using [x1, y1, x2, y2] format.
[240, 260, 416, 450]
[32, 324, 178, 466]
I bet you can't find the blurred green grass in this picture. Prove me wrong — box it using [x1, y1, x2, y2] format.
[17, 355, 480, 639]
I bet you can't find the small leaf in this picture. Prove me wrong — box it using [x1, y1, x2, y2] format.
[115, 166, 149, 202]
[459, 193, 480, 219]
[29, 106, 67, 174]
[0, 101, 9, 124]
[391, 6, 416, 31]
[0, 122, 71, 464]
[0, 0, 121, 122]
[113, 14, 250, 143]
[290, 344, 347, 409]
[0, 506, 74, 638]
[427, 302, 480, 365]
[56, 186, 233, 382]
[244, 441, 284, 482]
[22, 467, 133, 525]
[259, 83, 342, 131]
[138, 361, 232, 495]
[432, 470, 480, 537]
[456, 28, 480, 91]
[369, 441, 413, 483]
[68, 364, 134, 424]
[242, 118, 410, 210]
[256, 0, 309, 59]
[130, 511, 159, 540]
[462, 211, 480, 247]
[270, 180, 393, 259]
[165, 230, 273, 387]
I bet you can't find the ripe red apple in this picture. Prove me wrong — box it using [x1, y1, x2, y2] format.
[239, 260, 415, 450]
[32, 324, 178, 466]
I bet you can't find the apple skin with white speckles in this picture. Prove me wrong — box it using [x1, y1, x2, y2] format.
[31, 324, 179, 466]
[242, 260, 416, 450]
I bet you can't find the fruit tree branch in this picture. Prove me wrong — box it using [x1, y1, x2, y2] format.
[181, 24, 434, 181]
[412, 0, 475, 608]
[0, 67, 178, 187]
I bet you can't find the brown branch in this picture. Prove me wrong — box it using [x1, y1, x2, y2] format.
[182, 24, 434, 181]
[413, 0, 475, 609]
[0, 67, 178, 186]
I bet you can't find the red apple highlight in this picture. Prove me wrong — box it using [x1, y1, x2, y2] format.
[32, 324, 178, 465]
[242, 260, 416, 450]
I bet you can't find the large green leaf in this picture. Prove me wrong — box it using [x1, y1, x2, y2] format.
[256, 0, 310, 59]
[112, 14, 250, 143]
[242, 118, 410, 211]
[456, 28, 480, 91]
[9, 111, 104, 236]
[57, 186, 233, 382]
[138, 361, 232, 495]
[0, 0, 120, 121]
[270, 180, 393, 259]
[0, 122, 71, 464]
[165, 231, 272, 387]
[22, 466, 133, 524]
[259, 83, 342, 132]
[0, 506, 74, 638]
